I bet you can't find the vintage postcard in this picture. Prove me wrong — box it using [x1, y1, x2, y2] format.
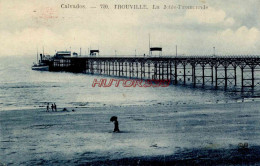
[1, 0, 260, 165]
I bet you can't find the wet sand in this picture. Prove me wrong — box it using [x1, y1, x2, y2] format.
[1, 101, 260, 165]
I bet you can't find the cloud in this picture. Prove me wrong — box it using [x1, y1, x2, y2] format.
[1, 25, 260, 57]
[216, 26, 260, 54]
[185, 7, 234, 26]
[224, 17, 235, 26]
[0, 28, 62, 56]
[0, 0, 259, 57]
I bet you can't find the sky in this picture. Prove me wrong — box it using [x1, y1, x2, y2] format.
[0, 0, 259, 56]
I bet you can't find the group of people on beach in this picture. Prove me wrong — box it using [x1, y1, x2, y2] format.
[46, 103, 57, 112]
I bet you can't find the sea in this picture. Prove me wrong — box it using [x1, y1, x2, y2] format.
[1, 56, 260, 165]
[0, 56, 258, 111]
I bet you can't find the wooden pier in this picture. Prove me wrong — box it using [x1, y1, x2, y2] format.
[48, 56, 260, 89]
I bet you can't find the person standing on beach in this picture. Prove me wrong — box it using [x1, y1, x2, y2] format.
[46, 103, 49, 112]
[54, 103, 57, 111]
[110, 116, 120, 132]
[51, 104, 54, 111]
[114, 120, 120, 132]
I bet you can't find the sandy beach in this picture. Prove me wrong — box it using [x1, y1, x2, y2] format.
[1, 101, 260, 165]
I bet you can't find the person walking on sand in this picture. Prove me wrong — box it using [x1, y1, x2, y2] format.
[46, 103, 49, 112]
[54, 103, 57, 111]
[114, 120, 120, 132]
[51, 104, 54, 111]
[110, 116, 120, 132]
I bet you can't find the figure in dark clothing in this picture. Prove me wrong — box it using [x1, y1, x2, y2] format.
[46, 103, 49, 112]
[114, 120, 120, 132]
[54, 103, 57, 111]
[51, 104, 54, 111]
[110, 116, 120, 132]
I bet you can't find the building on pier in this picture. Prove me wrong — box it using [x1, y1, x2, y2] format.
[55, 51, 71, 58]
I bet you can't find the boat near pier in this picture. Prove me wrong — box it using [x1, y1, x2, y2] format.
[31, 52, 50, 71]
[31, 62, 49, 71]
